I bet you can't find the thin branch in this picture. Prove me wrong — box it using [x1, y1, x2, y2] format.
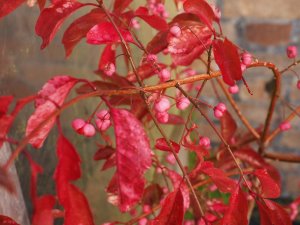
[280, 59, 300, 74]
[264, 151, 300, 163]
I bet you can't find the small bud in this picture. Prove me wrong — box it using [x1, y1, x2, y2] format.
[287, 46, 298, 59]
[279, 121, 291, 131]
[297, 80, 300, 89]
[166, 153, 176, 165]
[96, 110, 110, 120]
[72, 118, 86, 134]
[131, 18, 140, 29]
[154, 96, 171, 112]
[138, 218, 148, 225]
[143, 204, 151, 213]
[216, 102, 227, 113]
[170, 25, 181, 37]
[214, 108, 224, 118]
[176, 97, 190, 110]
[241, 52, 252, 66]
[156, 3, 165, 13]
[146, 54, 158, 63]
[228, 84, 239, 94]
[156, 111, 169, 123]
[199, 136, 211, 148]
[96, 119, 111, 131]
[104, 63, 115, 76]
[82, 123, 96, 137]
[241, 63, 246, 72]
[158, 68, 171, 82]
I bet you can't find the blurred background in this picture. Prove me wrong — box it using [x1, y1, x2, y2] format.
[0, 0, 300, 224]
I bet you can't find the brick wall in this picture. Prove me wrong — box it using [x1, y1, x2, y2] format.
[219, 0, 300, 198]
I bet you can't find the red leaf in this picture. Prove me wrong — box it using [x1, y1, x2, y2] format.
[257, 199, 292, 225]
[183, 0, 215, 30]
[109, 108, 152, 212]
[98, 44, 116, 71]
[168, 170, 190, 210]
[0, 166, 15, 193]
[0, 0, 24, 20]
[135, 7, 168, 31]
[113, 0, 132, 14]
[253, 169, 280, 199]
[200, 162, 236, 193]
[146, 31, 169, 54]
[213, 38, 242, 86]
[62, 8, 106, 57]
[32, 195, 56, 225]
[155, 138, 180, 153]
[221, 185, 248, 225]
[0, 96, 13, 116]
[150, 188, 184, 225]
[101, 154, 116, 171]
[220, 111, 237, 143]
[0, 116, 14, 148]
[93, 146, 115, 161]
[26, 76, 78, 148]
[63, 184, 95, 225]
[86, 22, 135, 45]
[127, 63, 166, 82]
[54, 135, 81, 202]
[0, 215, 20, 225]
[35, 1, 86, 49]
[167, 23, 212, 66]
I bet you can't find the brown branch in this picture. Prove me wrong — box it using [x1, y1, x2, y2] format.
[264, 151, 300, 163]
[280, 59, 300, 74]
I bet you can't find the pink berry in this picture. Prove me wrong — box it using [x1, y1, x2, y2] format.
[72, 118, 86, 134]
[287, 46, 298, 59]
[170, 25, 181, 37]
[143, 204, 151, 213]
[176, 97, 190, 110]
[163, 11, 169, 18]
[216, 102, 227, 113]
[156, 3, 165, 13]
[154, 96, 170, 112]
[146, 54, 158, 63]
[96, 110, 110, 120]
[228, 84, 239, 94]
[199, 136, 210, 148]
[214, 108, 224, 118]
[279, 121, 291, 131]
[138, 218, 148, 225]
[131, 18, 140, 29]
[184, 220, 195, 225]
[82, 123, 96, 137]
[297, 80, 300, 89]
[241, 63, 246, 72]
[159, 68, 171, 82]
[104, 63, 115, 76]
[156, 111, 169, 123]
[241, 52, 252, 66]
[166, 153, 176, 165]
[96, 119, 111, 131]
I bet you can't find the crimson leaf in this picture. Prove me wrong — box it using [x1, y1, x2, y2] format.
[113, 0, 132, 14]
[135, 7, 168, 31]
[98, 44, 116, 71]
[0, 0, 24, 20]
[150, 188, 184, 225]
[155, 138, 180, 153]
[221, 185, 248, 225]
[220, 111, 237, 143]
[32, 195, 56, 225]
[213, 38, 242, 86]
[0, 215, 20, 225]
[253, 169, 280, 199]
[62, 8, 106, 57]
[93, 146, 115, 161]
[183, 0, 216, 30]
[86, 22, 135, 45]
[26, 76, 78, 148]
[35, 1, 86, 49]
[108, 108, 152, 212]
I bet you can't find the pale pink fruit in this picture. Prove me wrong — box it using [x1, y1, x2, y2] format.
[166, 153, 176, 165]
[82, 123, 96, 137]
[176, 97, 190, 110]
[241, 52, 252, 66]
[287, 46, 298, 58]
[241, 63, 246, 72]
[170, 25, 181, 37]
[156, 111, 169, 123]
[72, 118, 85, 134]
[228, 84, 239, 94]
[96, 110, 110, 120]
[279, 121, 291, 131]
[143, 204, 151, 213]
[158, 68, 171, 82]
[138, 218, 148, 225]
[104, 63, 115, 76]
[214, 108, 224, 118]
[131, 18, 140, 29]
[154, 96, 170, 112]
[96, 119, 111, 131]
[146, 54, 158, 63]
[216, 102, 227, 113]
[199, 136, 211, 148]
